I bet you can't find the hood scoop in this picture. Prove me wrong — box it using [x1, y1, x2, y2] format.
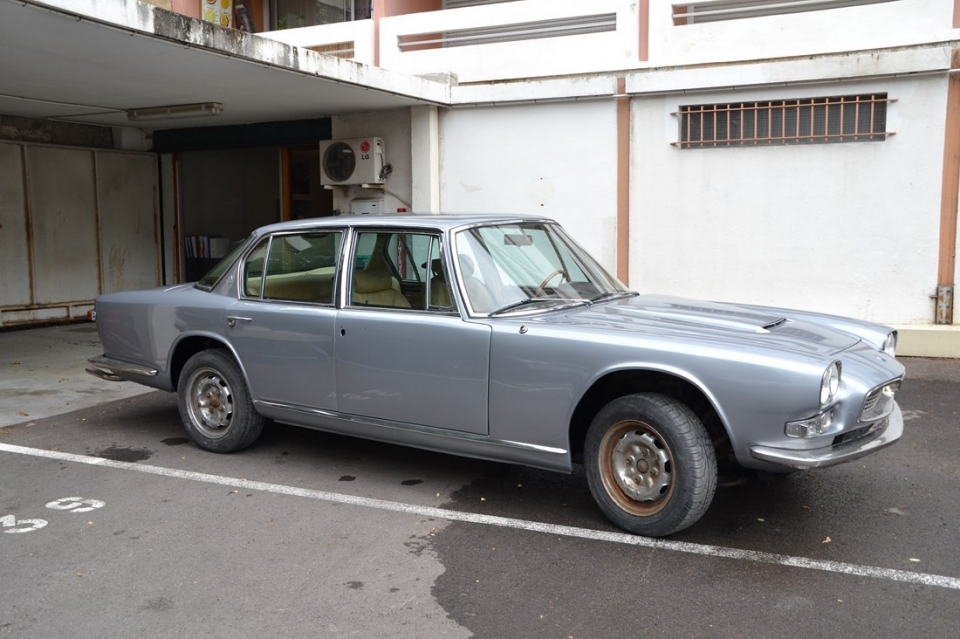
[762, 317, 788, 330]
[614, 297, 788, 332]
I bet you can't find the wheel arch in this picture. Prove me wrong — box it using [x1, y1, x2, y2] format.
[168, 333, 245, 391]
[568, 367, 731, 464]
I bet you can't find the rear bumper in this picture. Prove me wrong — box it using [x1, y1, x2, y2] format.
[749, 403, 903, 470]
[86, 355, 158, 382]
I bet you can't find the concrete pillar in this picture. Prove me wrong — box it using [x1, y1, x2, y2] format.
[410, 105, 440, 213]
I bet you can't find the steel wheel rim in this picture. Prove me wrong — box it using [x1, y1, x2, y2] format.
[186, 367, 234, 439]
[598, 420, 674, 516]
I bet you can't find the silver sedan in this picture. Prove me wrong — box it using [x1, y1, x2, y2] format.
[87, 215, 904, 536]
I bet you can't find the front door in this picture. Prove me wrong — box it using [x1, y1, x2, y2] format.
[335, 230, 490, 435]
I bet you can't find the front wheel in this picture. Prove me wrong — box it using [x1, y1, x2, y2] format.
[585, 393, 717, 537]
[177, 349, 265, 453]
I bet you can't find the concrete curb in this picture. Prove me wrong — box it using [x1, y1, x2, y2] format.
[894, 324, 960, 359]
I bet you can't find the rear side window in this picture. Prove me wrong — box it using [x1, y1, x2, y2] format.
[196, 238, 251, 290]
[243, 231, 342, 304]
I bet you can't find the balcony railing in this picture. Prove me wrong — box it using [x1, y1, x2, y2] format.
[259, 19, 376, 65]
[672, 0, 900, 25]
[652, 0, 948, 68]
[379, 0, 640, 83]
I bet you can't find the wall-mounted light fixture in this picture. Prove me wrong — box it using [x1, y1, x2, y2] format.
[126, 102, 223, 122]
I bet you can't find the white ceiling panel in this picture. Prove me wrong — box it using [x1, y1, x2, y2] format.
[0, 0, 448, 131]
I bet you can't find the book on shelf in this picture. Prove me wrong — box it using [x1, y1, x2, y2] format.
[184, 235, 231, 259]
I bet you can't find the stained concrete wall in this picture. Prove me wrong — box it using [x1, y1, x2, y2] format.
[0, 115, 114, 149]
[0, 141, 159, 327]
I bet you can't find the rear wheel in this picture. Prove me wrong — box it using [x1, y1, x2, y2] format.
[177, 349, 264, 453]
[585, 393, 717, 537]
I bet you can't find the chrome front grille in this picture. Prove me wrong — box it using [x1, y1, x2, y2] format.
[860, 380, 901, 423]
[862, 388, 882, 414]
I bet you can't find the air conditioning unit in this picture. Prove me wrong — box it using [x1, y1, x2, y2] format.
[319, 137, 386, 186]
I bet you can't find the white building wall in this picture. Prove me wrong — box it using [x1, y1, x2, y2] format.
[293, 50, 952, 329]
[630, 75, 947, 325]
[437, 101, 619, 272]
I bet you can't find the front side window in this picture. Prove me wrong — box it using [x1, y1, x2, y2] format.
[350, 231, 453, 311]
[454, 222, 629, 315]
[243, 231, 341, 304]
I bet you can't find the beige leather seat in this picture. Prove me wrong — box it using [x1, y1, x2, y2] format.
[352, 253, 411, 308]
[430, 276, 451, 307]
[262, 274, 334, 303]
[424, 258, 452, 308]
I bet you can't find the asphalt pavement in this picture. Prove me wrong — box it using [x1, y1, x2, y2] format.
[0, 324, 150, 428]
[1, 356, 958, 638]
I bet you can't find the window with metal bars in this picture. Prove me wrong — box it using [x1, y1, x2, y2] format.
[675, 94, 894, 149]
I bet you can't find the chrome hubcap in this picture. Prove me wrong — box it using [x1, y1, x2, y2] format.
[611, 431, 671, 502]
[189, 369, 233, 438]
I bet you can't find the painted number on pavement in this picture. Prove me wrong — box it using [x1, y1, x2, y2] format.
[45, 497, 106, 513]
[2, 497, 105, 535]
[1, 514, 48, 534]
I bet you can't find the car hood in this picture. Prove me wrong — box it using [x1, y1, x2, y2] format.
[547, 294, 861, 357]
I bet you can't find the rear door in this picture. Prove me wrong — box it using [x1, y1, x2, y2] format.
[226, 229, 342, 410]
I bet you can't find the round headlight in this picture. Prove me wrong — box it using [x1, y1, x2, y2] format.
[820, 362, 841, 406]
[882, 332, 897, 358]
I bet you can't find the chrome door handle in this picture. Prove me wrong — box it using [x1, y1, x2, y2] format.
[226, 316, 252, 328]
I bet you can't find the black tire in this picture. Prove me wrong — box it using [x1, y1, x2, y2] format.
[585, 393, 717, 537]
[177, 349, 265, 453]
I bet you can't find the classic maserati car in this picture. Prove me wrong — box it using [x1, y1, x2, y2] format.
[87, 214, 904, 536]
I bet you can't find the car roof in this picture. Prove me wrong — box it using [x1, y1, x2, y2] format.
[254, 213, 556, 236]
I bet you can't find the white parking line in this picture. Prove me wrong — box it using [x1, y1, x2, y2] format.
[2, 441, 958, 591]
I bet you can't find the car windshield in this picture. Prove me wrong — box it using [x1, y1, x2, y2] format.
[454, 221, 631, 315]
[195, 236, 252, 290]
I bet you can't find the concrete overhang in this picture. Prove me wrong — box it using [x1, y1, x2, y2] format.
[0, 0, 451, 132]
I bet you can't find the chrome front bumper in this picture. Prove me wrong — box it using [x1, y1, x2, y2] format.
[86, 355, 158, 382]
[749, 403, 903, 470]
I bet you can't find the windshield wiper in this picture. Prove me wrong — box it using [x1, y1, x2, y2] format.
[590, 291, 638, 303]
[489, 297, 585, 316]
[489, 298, 553, 316]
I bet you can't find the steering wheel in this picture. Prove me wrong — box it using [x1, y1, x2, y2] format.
[534, 269, 568, 297]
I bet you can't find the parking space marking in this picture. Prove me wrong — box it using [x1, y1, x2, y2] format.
[2, 441, 958, 590]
